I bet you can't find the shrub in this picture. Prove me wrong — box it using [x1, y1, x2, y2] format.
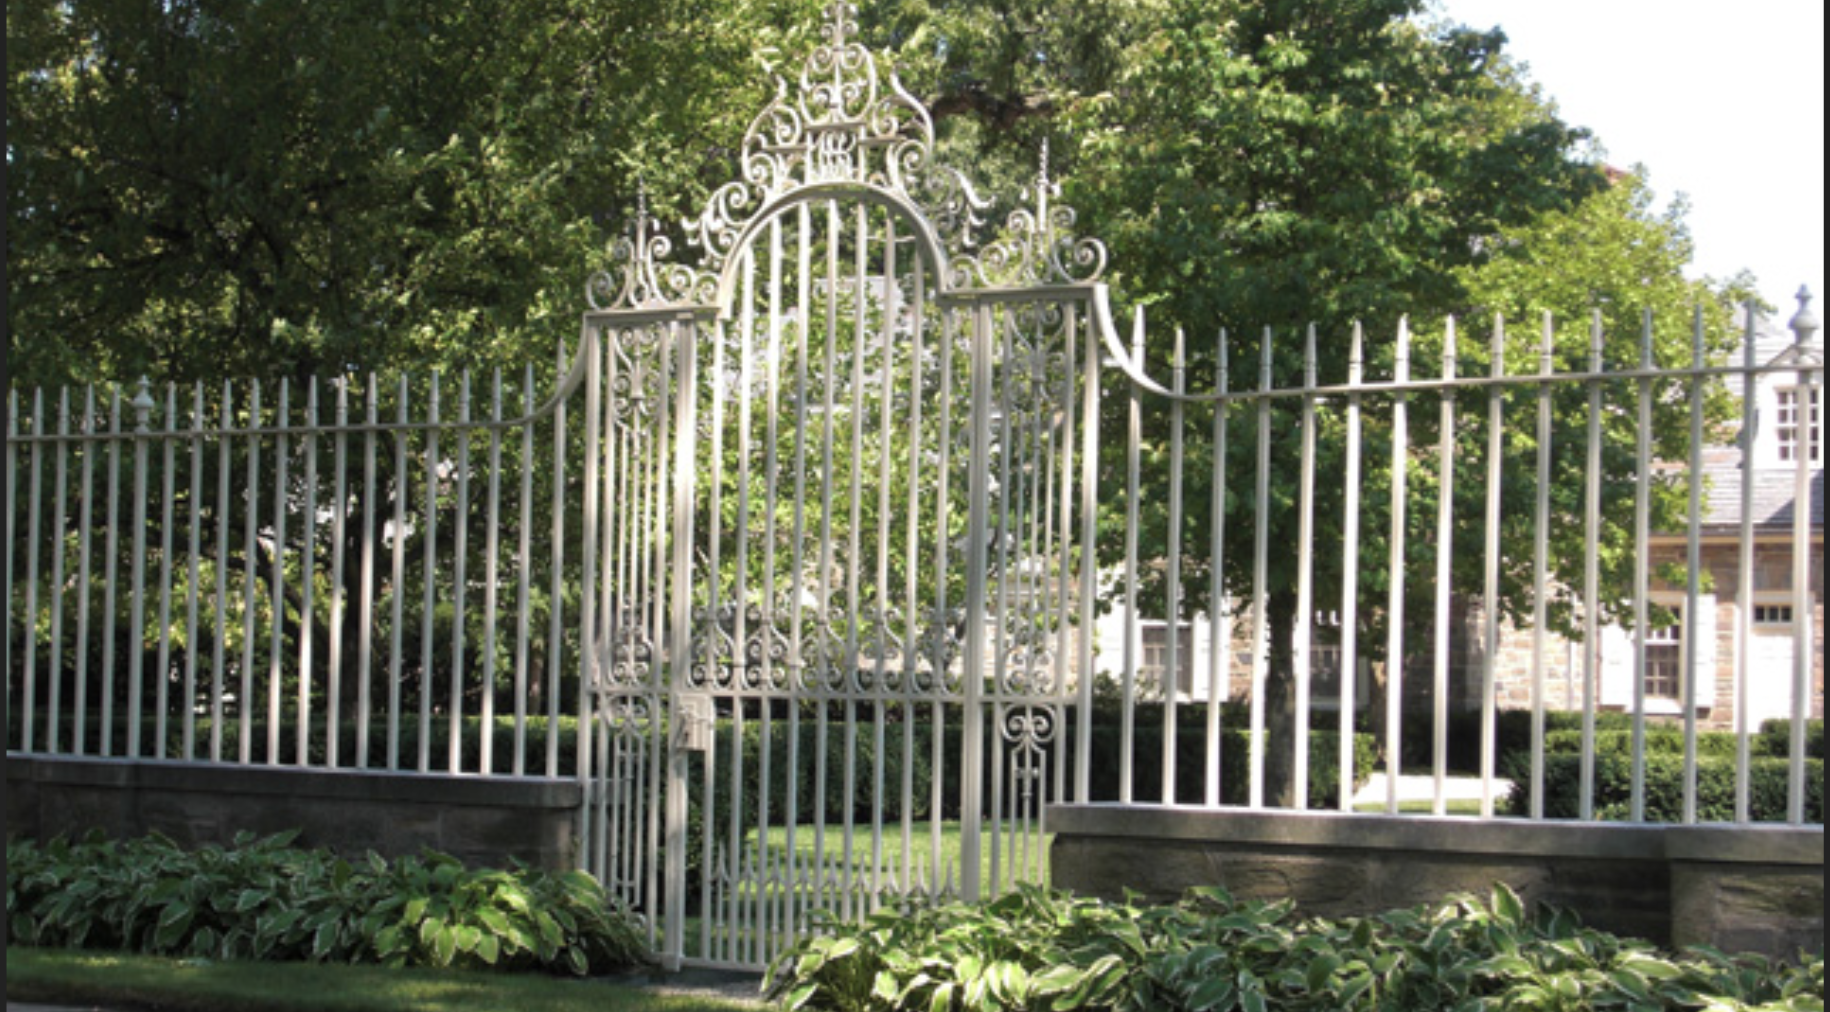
[1506, 752, 1826, 823]
[764, 882, 1826, 1011]
[5, 832, 650, 976]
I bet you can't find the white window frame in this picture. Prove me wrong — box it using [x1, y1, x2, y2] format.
[1774, 385, 1822, 464]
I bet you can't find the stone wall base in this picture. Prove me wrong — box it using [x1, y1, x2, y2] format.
[7, 754, 582, 871]
[1049, 804, 1823, 960]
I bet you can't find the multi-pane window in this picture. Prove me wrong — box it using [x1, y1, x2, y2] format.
[1753, 604, 1795, 626]
[1140, 622, 1196, 697]
[1775, 387, 1821, 463]
[1643, 615, 1682, 700]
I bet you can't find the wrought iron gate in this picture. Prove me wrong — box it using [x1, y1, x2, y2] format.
[576, 4, 1111, 969]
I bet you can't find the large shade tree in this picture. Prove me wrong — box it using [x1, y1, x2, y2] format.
[1052, 0, 1750, 802]
[8, 0, 1757, 795]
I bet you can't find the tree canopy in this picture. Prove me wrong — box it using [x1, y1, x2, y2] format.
[7, 0, 828, 387]
[8, 0, 1762, 803]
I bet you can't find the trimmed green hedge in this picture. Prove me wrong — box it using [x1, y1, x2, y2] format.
[1505, 752, 1825, 823]
[1541, 718, 1825, 760]
[6, 832, 650, 976]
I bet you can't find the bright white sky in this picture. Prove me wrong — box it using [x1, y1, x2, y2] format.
[1431, 0, 1826, 327]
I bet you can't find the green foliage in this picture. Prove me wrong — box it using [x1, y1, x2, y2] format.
[764, 882, 1826, 1011]
[1541, 720, 1827, 763]
[6, 832, 650, 976]
[1506, 753, 1826, 825]
[8, 0, 827, 388]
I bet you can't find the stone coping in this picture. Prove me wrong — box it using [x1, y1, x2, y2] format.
[1048, 803, 1824, 867]
[7, 753, 582, 808]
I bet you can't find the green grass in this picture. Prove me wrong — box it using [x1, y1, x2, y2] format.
[6, 948, 768, 1012]
[743, 819, 1053, 891]
[1353, 798, 1488, 816]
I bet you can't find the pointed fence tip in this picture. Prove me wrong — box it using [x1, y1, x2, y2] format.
[1788, 285, 1819, 343]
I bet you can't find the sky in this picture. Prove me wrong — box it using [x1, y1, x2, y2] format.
[1431, 0, 1825, 329]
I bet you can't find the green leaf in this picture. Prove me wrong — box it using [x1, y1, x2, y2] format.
[1492, 884, 1526, 928]
[475, 932, 501, 965]
[432, 924, 458, 966]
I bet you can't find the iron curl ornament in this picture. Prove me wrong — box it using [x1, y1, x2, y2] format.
[586, 2, 1107, 313]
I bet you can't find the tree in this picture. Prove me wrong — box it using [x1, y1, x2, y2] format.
[1051, 0, 1748, 804]
[7, 0, 828, 389]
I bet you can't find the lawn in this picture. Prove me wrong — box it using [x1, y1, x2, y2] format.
[6, 948, 770, 1012]
[742, 819, 1053, 893]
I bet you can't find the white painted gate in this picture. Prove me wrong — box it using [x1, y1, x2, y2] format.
[576, 4, 1111, 969]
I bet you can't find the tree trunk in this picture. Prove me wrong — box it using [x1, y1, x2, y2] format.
[1263, 588, 1298, 808]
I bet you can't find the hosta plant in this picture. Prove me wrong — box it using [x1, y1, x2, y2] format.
[763, 882, 1824, 1011]
[6, 832, 650, 976]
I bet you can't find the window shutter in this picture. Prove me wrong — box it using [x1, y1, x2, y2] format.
[1688, 595, 1718, 711]
[1599, 622, 1634, 708]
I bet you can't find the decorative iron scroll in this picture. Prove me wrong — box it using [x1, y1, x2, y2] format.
[585, 1, 1107, 314]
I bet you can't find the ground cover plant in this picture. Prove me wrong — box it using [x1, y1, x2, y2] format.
[5, 947, 763, 1012]
[764, 883, 1824, 1011]
[6, 831, 650, 976]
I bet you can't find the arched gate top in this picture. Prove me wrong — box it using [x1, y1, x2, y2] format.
[584, 1, 1109, 317]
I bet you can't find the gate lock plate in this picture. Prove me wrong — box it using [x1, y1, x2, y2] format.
[675, 694, 714, 753]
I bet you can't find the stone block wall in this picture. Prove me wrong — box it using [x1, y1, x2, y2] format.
[6, 755, 582, 871]
[1049, 803, 1824, 960]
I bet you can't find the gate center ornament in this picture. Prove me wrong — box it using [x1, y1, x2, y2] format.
[585, 1, 1107, 314]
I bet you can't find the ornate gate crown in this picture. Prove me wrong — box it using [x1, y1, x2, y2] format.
[586, 1, 1107, 313]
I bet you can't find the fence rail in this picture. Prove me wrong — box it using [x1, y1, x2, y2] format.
[5, 293, 1824, 843]
[7, 342, 596, 779]
[1088, 288, 1822, 826]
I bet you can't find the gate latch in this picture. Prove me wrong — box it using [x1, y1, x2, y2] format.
[675, 694, 714, 753]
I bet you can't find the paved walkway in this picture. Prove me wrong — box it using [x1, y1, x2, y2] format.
[1352, 771, 1514, 807]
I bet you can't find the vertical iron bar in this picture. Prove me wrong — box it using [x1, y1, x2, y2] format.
[157, 386, 177, 757]
[20, 393, 43, 753]
[1681, 309, 1705, 824]
[664, 316, 699, 968]
[1249, 328, 1272, 809]
[1786, 353, 1815, 824]
[238, 383, 262, 765]
[515, 366, 535, 776]
[1075, 303, 1101, 806]
[959, 297, 996, 903]
[1530, 316, 1554, 818]
[363, 379, 387, 768]
[74, 387, 96, 756]
[211, 384, 232, 762]
[482, 373, 504, 774]
[298, 381, 319, 766]
[1163, 327, 1186, 803]
[47, 391, 72, 754]
[1339, 324, 1364, 812]
[1481, 318, 1505, 816]
[1431, 323, 1457, 814]
[1121, 307, 1143, 804]
[384, 379, 404, 770]
[1630, 311, 1653, 822]
[1383, 321, 1410, 814]
[183, 386, 204, 759]
[1295, 325, 1317, 811]
[1205, 331, 1230, 808]
[128, 384, 151, 759]
[420, 374, 440, 773]
[1732, 306, 1757, 822]
[101, 390, 122, 756]
[450, 373, 472, 773]
[1582, 313, 1606, 820]
[328, 382, 349, 769]
[268, 380, 289, 765]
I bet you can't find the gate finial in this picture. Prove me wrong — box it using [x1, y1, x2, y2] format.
[822, 2, 857, 50]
